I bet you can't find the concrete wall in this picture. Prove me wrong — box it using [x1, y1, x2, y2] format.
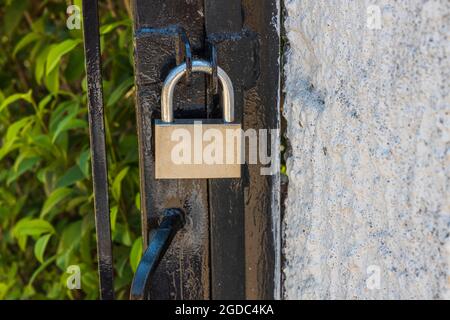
[283, 0, 449, 299]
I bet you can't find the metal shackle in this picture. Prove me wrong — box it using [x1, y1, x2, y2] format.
[161, 60, 234, 123]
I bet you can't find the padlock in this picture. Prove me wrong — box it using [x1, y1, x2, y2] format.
[155, 59, 242, 179]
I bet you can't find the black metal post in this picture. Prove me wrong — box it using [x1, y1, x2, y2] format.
[205, 0, 246, 300]
[82, 0, 114, 300]
[132, 0, 279, 300]
[205, 0, 280, 299]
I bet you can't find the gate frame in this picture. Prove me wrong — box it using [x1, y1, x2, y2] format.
[133, 0, 280, 299]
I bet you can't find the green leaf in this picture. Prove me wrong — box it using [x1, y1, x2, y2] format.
[13, 32, 40, 58]
[74, 0, 83, 13]
[67, 195, 89, 212]
[130, 237, 143, 273]
[56, 221, 82, 269]
[38, 95, 53, 112]
[135, 193, 141, 211]
[3, 0, 28, 36]
[22, 285, 36, 299]
[44, 67, 60, 94]
[49, 101, 79, 133]
[122, 228, 132, 246]
[6, 116, 33, 142]
[13, 150, 38, 172]
[0, 283, 9, 300]
[56, 165, 85, 188]
[13, 218, 55, 238]
[77, 149, 91, 178]
[28, 134, 55, 156]
[46, 39, 82, 76]
[116, 254, 128, 279]
[80, 230, 92, 265]
[0, 140, 19, 161]
[112, 167, 129, 201]
[0, 90, 34, 112]
[27, 255, 57, 292]
[100, 20, 130, 35]
[81, 76, 87, 92]
[110, 206, 118, 232]
[52, 117, 86, 143]
[8, 156, 40, 184]
[41, 187, 72, 218]
[34, 234, 52, 263]
[17, 235, 27, 252]
[58, 221, 82, 253]
[65, 48, 85, 82]
[35, 47, 50, 84]
[114, 224, 132, 246]
[107, 77, 134, 107]
[80, 271, 99, 295]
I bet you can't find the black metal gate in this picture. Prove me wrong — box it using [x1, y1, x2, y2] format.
[82, 0, 279, 300]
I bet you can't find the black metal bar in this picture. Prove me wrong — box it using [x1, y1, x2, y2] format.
[238, 0, 280, 299]
[205, 0, 280, 299]
[176, 27, 192, 84]
[81, 0, 114, 300]
[205, 0, 246, 300]
[130, 209, 185, 300]
[208, 43, 218, 94]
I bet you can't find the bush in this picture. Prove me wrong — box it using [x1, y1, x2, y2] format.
[0, 0, 140, 299]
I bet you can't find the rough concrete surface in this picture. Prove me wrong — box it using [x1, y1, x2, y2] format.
[283, 0, 449, 299]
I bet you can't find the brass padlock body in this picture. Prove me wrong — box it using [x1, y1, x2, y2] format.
[155, 119, 242, 179]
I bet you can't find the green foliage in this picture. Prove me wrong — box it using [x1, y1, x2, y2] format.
[0, 0, 140, 300]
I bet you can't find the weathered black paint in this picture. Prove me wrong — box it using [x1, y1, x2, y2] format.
[130, 209, 185, 300]
[132, 0, 210, 300]
[205, 0, 279, 299]
[81, 0, 114, 300]
[205, 0, 247, 300]
[240, 0, 279, 298]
